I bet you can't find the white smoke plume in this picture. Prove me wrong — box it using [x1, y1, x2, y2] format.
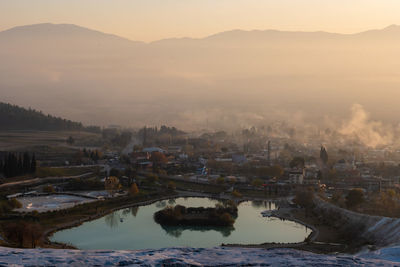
[339, 104, 393, 148]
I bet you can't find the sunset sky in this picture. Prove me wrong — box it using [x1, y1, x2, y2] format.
[1, 0, 400, 42]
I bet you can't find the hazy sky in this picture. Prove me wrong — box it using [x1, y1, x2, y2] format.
[1, 0, 400, 42]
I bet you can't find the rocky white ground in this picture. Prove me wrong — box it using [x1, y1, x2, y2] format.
[0, 246, 398, 266]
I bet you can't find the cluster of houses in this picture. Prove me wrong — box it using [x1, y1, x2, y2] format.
[124, 138, 400, 197]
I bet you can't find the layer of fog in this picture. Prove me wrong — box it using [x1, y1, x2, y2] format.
[1, 24, 400, 147]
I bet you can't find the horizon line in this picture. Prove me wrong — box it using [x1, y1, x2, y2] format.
[1, 22, 399, 44]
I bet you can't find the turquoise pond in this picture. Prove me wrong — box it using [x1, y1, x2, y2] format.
[50, 197, 311, 250]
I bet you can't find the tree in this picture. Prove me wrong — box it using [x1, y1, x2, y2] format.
[30, 153, 36, 174]
[150, 152, 167, 173]
[269, 165, 284, 178]
[146, 173, 158, 184]
[294, 190, 314, 217]
[8, 198, 22, 209]
[129, 183, 139, 196]
[105, 176, 121, 196]
[1, 152, 36, 178]
[4, 222, 42, 248]
[219, 212, 234, 225]
[227, 177, 236, 185]
[294, 190, 314, 208]
[43, 185, 55, 193]
[320, 146, 328, 165]
[167, 181, 176, 191]
[232, 190, 242, 198]
[331, 190, 344, 204]
[328, 169, 338, 181]
[252, 178, 263, 187]
[216, 176, 225, 185]
[109, 168, 121, 177]
[23, 152, 31, 173]
[290, 157, 305, 168]
[346, 188, 364, 208]
[66, 136, 75, 145]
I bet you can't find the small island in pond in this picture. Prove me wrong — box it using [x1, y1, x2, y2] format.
[154, 202, 238, 227]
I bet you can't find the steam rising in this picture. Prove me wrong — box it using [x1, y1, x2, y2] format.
[339, 104, 393, 148]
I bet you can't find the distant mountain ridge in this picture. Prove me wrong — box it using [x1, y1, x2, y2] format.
[2, 23, 400, 43]
[1, 23, 400, 128]
[0, 23, 141, 44]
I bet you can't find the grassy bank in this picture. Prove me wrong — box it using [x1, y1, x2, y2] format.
[0, 189, 177, 249]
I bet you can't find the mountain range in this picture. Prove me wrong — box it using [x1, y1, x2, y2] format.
[1, 23, 400, 129]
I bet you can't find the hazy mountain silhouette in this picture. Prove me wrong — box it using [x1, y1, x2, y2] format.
[0, 23, 142, 46]
[1, 23, 400, 129]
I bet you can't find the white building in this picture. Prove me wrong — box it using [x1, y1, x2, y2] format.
[289, 169, 305, 184]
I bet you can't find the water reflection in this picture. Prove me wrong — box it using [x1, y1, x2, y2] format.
[104, 212, 121, 228]
[156, 200, 167, 208]
[52, 197, 311, 250]
[251, 200, 275, 210]
[161, 225, 235, 238]
[122, 208, 130, 217]
[130, 206, 139, 217]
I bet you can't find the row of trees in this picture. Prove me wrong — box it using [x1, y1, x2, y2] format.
[82, 148, 101, 162]
[0, 152, 36, 178]
[0, 102, 101, 133]
[0, 102, 82, 131]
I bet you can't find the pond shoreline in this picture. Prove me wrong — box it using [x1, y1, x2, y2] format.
[46, 192, 315, 250]
[44, 193, 183, 248]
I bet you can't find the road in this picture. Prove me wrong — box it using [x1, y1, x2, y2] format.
[0, 172, 93, 189]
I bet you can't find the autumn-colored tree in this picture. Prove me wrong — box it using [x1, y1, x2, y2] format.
[232, 190, 242, 198]
[129, 183, 139, 196]
[167, 181, 176, 191]
[150, 152, 168, 173]
[105, 176, 121, 196]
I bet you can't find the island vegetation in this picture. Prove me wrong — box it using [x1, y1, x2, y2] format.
[154, 201, 238, 227]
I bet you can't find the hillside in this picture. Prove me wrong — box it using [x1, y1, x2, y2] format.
[1, 24, 400, 129]
[0, 102, 98, 132]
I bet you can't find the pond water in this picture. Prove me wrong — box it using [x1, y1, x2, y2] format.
[50, 197, 311, 250]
